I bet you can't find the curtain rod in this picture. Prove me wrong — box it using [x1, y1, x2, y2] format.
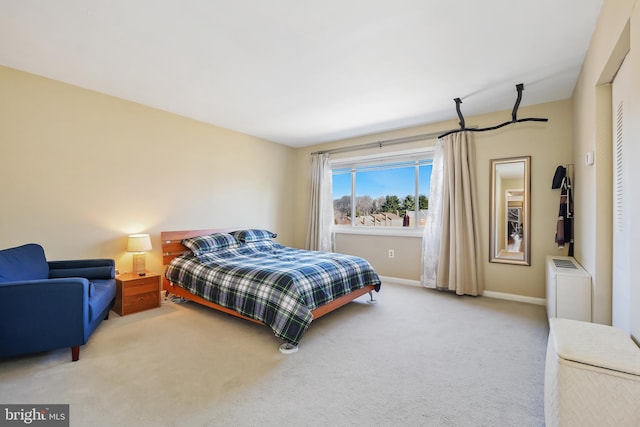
[437, 84, 548, 139]
[314, 84, 546, 156]
[310, 127, 464, 156]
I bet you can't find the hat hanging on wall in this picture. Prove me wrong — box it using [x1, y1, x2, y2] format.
[551, 165, 566, 189]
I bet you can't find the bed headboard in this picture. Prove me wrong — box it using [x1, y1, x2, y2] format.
[160, 228, 235, 265]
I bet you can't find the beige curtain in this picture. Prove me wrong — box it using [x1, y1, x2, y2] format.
[435, 131, 483, 296]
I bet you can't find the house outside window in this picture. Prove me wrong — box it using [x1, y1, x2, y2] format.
[331, 149, 433, 234]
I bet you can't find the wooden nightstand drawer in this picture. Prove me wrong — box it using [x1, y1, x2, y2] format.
[122, 290, 159, 314]
[114, 272, 161, 316]
[122, 277, 159, 296]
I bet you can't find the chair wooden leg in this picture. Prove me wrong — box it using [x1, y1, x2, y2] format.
[71, 346, 79, 362]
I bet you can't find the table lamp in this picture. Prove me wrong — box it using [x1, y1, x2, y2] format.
[127, 233, 152, 276]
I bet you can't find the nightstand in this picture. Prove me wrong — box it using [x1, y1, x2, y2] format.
[113, 272, 161, 316]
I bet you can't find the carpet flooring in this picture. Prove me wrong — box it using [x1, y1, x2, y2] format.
[0, 282, 549, 426]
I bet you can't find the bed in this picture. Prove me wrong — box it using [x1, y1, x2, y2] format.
[161, 228, 381, 353]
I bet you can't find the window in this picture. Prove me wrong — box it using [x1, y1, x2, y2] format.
[331, 150, 433, 230]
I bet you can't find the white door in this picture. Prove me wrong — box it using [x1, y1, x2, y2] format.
[612, 55, 631, 332]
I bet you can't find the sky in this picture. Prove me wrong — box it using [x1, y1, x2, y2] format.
[333, 164, 432, 200]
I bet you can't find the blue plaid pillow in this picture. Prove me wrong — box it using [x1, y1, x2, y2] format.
[230, 229, 277, 243]
[182, 233, 239, 256]
[241, 240, 278, 251]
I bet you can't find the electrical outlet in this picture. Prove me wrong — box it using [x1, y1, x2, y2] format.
[388, 249, 395, 258]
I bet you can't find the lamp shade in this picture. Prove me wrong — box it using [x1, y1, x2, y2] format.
[127, 234, 152, 252]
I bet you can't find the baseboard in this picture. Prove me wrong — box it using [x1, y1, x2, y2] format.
[379, 275, 546, 306]
[481, 290, 546, 306]
[379, 276, 422, 287]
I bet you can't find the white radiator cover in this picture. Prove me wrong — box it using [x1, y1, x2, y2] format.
[546, 256, 592, 322]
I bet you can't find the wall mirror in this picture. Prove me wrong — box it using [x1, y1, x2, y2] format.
[490, 156, 531, 265]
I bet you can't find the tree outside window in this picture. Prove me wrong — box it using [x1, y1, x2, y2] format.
[332, 156, 432, 228]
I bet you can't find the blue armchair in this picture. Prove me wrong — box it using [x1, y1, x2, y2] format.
[0, 243, 116, 361]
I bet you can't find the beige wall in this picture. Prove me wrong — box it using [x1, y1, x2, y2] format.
[293, 99, 573, 300]
[572, 0, 640, 339]
[335, 233, 423, 281]
[0, 65, 296, 275]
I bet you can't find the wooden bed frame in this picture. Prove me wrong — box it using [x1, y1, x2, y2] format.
[161, 229, 377, 328]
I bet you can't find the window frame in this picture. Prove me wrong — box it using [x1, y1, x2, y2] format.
[330, 147, 435, 237]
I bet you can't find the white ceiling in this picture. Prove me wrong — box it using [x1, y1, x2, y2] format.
[0, 1, 603, 147]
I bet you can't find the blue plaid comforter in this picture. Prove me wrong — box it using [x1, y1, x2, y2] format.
[165, 241, 381, 345]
